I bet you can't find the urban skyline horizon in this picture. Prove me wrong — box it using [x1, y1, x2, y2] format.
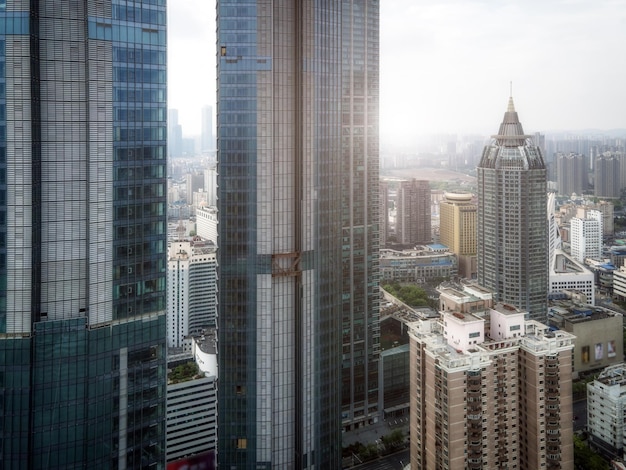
[169, 1, 626, 143]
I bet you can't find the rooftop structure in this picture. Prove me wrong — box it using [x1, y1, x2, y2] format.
[549, 302, 622, 375]
[550, 250, 595, 304]
[380, 247, 457, 283]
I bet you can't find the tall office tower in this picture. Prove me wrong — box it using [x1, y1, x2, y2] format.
[340, 0, 380, 432]
[185, 171, 204, 204]
[380, 181, 389, 248]
[557, 153, 586, 196]
[598, 200, 615, 236]
[204, 166, 217, 206]
[410, 286, 575, 469]
[477, 97, 548, 320]
[167, 240, 218, 349]
[571, 210, 603, 263]
[578, 200, 614, 236]
[439, 192, 477, 279]
[168, 108, 183, 158]
[201, 104, 214, 154]
[217, 1, 379, 467]
[615, 152, 626, 190]
[396, 179, 431, 245]
[0, 2, 167, 467]
[595, 153, 621, 198]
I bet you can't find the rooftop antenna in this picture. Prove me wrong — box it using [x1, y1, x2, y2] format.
[510, 81, 513, 97]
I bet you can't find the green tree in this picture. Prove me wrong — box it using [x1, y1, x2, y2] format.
[573, 435, 609, 470]
[169, 361, 199, 384]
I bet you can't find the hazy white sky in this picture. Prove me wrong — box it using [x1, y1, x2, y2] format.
[168, 0, 626, 145]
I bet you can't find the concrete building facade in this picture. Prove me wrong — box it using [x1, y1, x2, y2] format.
[167, 240, 217, 349]
[550, 250, 595, 305]
[409, 304, 575, 469]
[557, 152, 586, 196]
[166, 332, 218, 465]
[548, 303, 623, 375]
[588, 364, 626, 460]
[439, 192, 477, 279]
[396, 179, 431, 246]
[571, 210, 603, 263]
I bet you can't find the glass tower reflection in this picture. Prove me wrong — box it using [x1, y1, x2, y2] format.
[0, 1, 167, 467]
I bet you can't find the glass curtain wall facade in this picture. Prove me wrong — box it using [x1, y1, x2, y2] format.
[477, 97, 548, 321]
[216, 0, 369, 467]
[340, 0, 380, 431]
[0, 1, 167, 467]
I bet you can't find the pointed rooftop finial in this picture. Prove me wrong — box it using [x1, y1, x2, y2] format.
[507, 95, 516, 113]
[507, 82, 516, 112]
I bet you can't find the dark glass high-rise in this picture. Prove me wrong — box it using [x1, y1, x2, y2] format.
[0, 2, 167, 467]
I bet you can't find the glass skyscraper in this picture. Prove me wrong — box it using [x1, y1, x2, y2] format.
[340, 0, 380, 432]
[0, 1, 167, 467]
[217, 0, 379, 467]
[477, 97, 548, 321]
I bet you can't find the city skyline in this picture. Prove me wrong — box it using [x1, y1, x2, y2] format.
[169, 0, 626, 144]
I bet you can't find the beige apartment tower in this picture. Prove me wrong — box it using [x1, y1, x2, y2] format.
[409, 284, 574, 470]
[439, 192, 477, 278]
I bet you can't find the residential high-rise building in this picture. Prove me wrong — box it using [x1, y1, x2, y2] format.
[185, 171, 204, 205]
[0, 2, 167, 467]
[201, 104, 214, 154]
[396, 179, 431, 246]
[477, 97, 548, 320]
[557, 152, 586, 196]
[571, 210, 603, 263]
[410, 287, 575, 469]
[217, 1, 379, 467]
[439, 192, 477, 278]
[168, 108, 183, 158]
[167, 240, 218, 349]
[196, 206, 219, 245]
[204, 166, 218, 206]
[595, 152, 621, 199]
[380, 181, 389, 248]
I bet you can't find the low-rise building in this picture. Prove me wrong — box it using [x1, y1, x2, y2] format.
[548, 303, 623, 376]
[380, 246, 457, 283]
[166, 332, 218, 466]
[550, 250, 595, 305]
[613, 265, 626, 302]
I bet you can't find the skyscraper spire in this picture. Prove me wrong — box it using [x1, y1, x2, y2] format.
[477, 98, 548, 321]
[494, 95, 530, 147]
